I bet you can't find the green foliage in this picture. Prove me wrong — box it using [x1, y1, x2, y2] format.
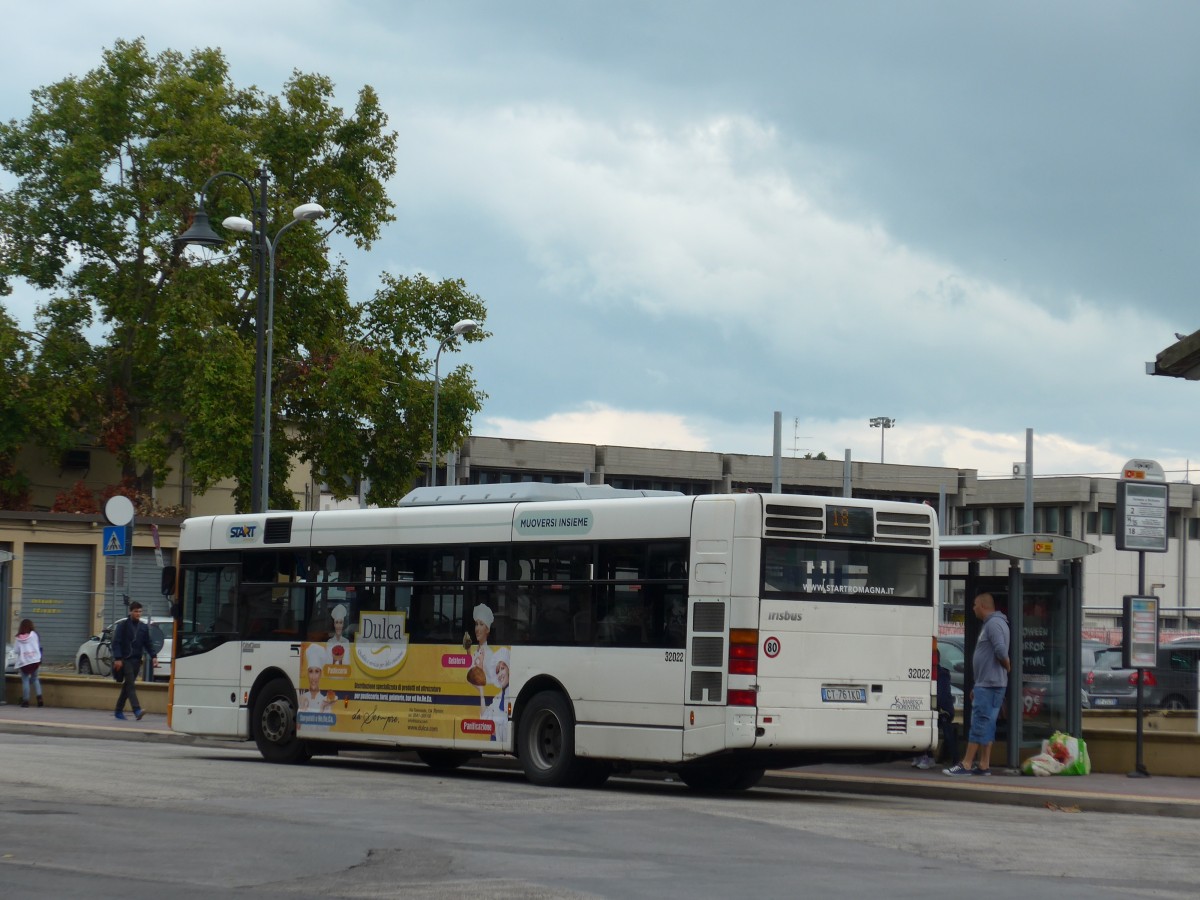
[0, 39, 488, 512]
[289, 274, 489, 506]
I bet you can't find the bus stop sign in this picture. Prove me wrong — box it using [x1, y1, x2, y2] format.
[1116, 459, 1168, 553]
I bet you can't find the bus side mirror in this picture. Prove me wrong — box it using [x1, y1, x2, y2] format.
[161, 565, 177, 597]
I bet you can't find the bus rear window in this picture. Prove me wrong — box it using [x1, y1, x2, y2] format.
[762, 541, 930, 603]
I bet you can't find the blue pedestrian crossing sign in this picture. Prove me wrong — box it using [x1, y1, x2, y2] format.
[103, 525, 130, 556]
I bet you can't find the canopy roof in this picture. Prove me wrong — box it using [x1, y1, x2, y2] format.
[939, 533, 1100, 562]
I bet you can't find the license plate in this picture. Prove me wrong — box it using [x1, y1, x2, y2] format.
[821, 686, 867, 703]
[1092, 697, 1118, 707]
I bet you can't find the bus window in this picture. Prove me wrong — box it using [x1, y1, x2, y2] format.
[593, 541, 688, 648]
[182, 563, 238, 635]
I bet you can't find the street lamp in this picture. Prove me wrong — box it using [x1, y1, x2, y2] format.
[869, 416, 896, 463]
[431, 319, 479, 487]
[176, 171, 325, 512]
[176, 169, 269, 511]
[223, 203, 327, 511]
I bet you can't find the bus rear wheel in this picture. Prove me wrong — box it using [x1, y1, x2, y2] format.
[252, 677, 311, 764]
[518, 690, 588, 787]
[677, 762, 765, 792]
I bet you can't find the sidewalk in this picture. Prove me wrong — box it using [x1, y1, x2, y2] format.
[3, 701, 1199, 817]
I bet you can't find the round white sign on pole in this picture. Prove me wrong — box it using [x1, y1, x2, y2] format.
[105, 495, 135, 526]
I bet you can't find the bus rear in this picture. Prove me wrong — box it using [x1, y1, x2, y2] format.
[679, 494, 939, 780]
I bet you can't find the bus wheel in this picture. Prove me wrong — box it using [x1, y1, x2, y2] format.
[518, 690, 586, 787]
[252, 678, 311, 764]
[677, 763, 765, 792]
[416, 749, 474, 771]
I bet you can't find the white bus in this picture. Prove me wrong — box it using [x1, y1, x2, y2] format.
[168, 484, 939, 790]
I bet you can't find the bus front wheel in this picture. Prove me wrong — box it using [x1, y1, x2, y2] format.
[517, 690, 588, 787]
[252, 677, 311, 764]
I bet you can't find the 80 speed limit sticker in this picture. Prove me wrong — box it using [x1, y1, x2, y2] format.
[763, 636, 781, 658]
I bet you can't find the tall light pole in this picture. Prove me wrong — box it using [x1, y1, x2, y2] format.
[223, 203, 327, 512]
[176, 169, 269, 511]
[869, 416, 895, 463]
[431, 319, 479, 487]
[176, 172, 325, 512]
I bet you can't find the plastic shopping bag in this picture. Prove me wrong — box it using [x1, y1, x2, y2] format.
[1023, 731, 1090, 776]
[1022, 752, 1065, 776]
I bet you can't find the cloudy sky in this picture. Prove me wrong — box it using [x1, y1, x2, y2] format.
[4, 2, 1199, 480]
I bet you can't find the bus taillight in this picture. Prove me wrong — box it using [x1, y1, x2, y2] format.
[728, 628, 758, 676]
[728, 689, 757, 707]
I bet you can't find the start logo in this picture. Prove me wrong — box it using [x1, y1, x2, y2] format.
[228, 524, 257, 540]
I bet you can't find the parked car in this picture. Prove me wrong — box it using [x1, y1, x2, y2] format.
[76, 617, 173, 682]
[1081, 639, 1118, 674]
[1085, 642, 1200, 710]
[937, 636, 967, 693]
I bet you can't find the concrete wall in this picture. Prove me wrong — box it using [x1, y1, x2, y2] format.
[5, 674, 168, 714]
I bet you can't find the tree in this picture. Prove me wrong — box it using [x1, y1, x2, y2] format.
[0, 39, 487, 511]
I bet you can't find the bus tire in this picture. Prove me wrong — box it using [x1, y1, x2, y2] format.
[252, 677, 311, 764]
[677, 763, 765, 792]
[416, 749, 474, 771]
[517, 690, 587, 787]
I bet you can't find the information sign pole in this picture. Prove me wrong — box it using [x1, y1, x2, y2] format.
[1116, 459, 1167, 778]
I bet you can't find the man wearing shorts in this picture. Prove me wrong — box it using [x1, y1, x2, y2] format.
[945, 592, 1010, 776]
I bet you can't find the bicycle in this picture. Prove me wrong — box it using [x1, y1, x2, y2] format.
[95, 637, 113, 677]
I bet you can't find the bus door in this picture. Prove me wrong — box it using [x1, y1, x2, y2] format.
[684, 497, 737, 759]
[175, 559, 250, 738]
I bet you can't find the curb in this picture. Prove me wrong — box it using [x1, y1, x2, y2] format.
[759, 769, 1200, 819]
[0, 717, 231, 747]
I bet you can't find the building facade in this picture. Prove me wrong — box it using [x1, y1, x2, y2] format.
[5, 433, 1198, 663]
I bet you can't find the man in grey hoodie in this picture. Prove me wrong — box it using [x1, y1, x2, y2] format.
[944, 593, 1010, 776]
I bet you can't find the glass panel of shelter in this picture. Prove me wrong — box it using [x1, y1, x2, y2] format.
[960, 578, 1074, 751]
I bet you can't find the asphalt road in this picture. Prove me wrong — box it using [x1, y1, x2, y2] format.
[1, 731, 1198, 899]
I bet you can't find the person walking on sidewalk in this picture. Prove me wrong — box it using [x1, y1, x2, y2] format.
[112, 601, 157, 721]
[14, 619, 44, 708]
[945, 592, 1010, 776]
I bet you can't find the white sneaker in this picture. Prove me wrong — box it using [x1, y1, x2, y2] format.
[914, 754, 935, 770]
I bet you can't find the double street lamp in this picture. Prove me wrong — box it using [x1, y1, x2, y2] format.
[869, 416, 896, 464]
[176, 169, 326, 511]
[430, 319, 479, 486]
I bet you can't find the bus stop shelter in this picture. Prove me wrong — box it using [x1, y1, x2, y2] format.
[940, 533, 1100, 769]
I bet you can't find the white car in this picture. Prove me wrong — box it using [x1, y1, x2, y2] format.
[76, 617, 173, 682]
